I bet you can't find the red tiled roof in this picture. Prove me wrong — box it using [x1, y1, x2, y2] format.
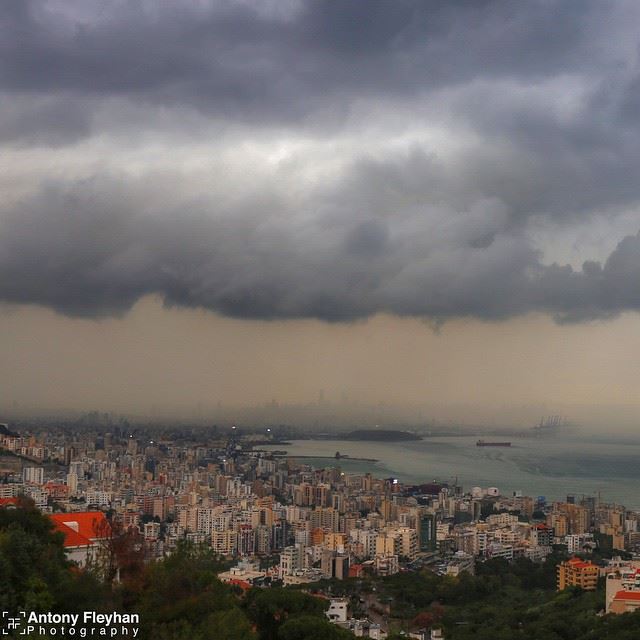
[0, 497, 18, 506]
[49, 511, 110, 548]
[51, 520, 93, 548]
[227, 579, 251, 591]
[614, 590, 640, 601]
[566, 557, 597, 569]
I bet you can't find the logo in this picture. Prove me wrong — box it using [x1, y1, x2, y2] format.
[1, 612, 140, 637]
[1, 611, 23, 635]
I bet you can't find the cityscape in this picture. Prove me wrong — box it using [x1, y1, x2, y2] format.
[3, 1, 640, 639]
[2, 420, 640, 638]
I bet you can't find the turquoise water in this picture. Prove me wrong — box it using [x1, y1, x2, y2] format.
[263, 436, 640, 508]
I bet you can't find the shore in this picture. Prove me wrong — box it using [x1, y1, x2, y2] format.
[272, 453, 380, 463]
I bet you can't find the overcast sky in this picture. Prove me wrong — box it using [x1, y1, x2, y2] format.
[2, 1, 640, 426]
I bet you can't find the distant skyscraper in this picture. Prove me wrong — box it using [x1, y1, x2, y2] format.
[66, 472, 78, 495]
[419, 513, 437, 552]
[23, 466, 44, 485]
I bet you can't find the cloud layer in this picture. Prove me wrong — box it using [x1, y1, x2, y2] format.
[2, 0, 640, 323]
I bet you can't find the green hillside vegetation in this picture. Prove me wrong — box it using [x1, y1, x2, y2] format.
[304, 557, 640, 639]
[2, 502, 640, 639]
[0, 497, 108, 615]
[0, 502, 348, 640]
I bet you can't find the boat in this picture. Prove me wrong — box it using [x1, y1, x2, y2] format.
[476, 440, 511, 447]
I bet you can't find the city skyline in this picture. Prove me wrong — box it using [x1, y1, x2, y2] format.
[3, 4, 640, 637]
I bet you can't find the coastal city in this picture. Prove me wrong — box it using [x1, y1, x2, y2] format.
[5, 1, 640, 638]
[2, 420, 640, 639]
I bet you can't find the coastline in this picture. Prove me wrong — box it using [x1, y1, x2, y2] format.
[260, 436, 640, 508]
[271, 453, 379, 462]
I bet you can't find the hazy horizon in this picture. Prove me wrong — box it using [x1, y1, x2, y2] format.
[2, 2, 640, 436]
[2, 297, 640, 434]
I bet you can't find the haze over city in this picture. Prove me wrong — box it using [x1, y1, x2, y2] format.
[2, 1, 640, 433]
[5, 6, 640, 639]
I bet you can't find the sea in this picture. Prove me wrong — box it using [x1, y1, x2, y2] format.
[262, 435, 640, 508]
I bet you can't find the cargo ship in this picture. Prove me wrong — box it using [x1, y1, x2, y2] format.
[476, 439, 511, 447]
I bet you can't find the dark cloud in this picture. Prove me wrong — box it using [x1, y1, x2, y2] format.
[0, 95, 91, 145]
[1, 174, 639, 323]
[0, 1, 624, 130]
[1, 1, 640, 324]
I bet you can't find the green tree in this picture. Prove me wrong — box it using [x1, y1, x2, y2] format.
[277, 615, 353, 640]
[129, 541, 253, 640]
[0, 499, 106, 614]
[245, 588, 329, 640]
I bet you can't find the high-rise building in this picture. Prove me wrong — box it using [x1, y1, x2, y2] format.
[279, 544, 304, 577]
[552, 503, 589, 535]
[23, 466, 44, 485]
[237, 525, 255, 556]
[419, 513, 437, 552]
[66, 472, 78, 495]
[212, 530, 237, 556]
[320, 549, 350, 579]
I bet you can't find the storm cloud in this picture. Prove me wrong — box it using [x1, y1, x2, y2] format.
[2, 0, 640, 323]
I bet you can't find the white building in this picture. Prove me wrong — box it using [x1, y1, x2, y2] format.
[23, 466, 44, 485]
[279, 544, 305, 577]
[605, 562, 640, 613]
[566, 533, 595, 554]
[326, 599, 348, 623]
[86, 490, 111, 507]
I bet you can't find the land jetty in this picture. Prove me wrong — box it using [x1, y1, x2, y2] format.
[269, 451, 379, 463]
